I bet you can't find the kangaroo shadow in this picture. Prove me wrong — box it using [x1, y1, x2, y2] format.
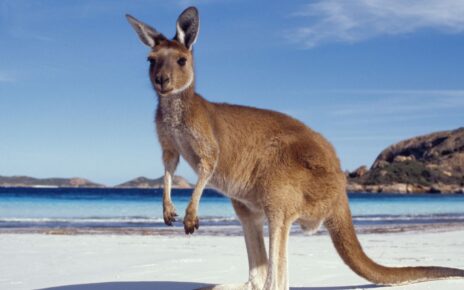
[293, 284, 382, 290]
[40, 281, 382, 290]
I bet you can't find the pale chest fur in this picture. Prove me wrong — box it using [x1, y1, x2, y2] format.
[158, 96, 199, 172]
[159, 96, 185, 129]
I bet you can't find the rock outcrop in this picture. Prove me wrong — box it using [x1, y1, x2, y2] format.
[347, 127, 464, 194]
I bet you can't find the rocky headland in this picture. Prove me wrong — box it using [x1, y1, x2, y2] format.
[347, 127, 464, 194]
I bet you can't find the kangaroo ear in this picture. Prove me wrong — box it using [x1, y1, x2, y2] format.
[175, 7, 199, 50]
[126, 14, 167, 48]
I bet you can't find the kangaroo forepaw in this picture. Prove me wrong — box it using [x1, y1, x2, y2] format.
[163, 204, 178, 226]
[184, 214, 200, 234]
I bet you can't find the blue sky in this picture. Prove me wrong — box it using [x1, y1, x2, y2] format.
[1, 0, 463, 185]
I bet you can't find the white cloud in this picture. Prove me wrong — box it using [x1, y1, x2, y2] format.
[291, 0, 464, 47]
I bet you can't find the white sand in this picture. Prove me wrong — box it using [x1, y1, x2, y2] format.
[1, 230, 464, 290]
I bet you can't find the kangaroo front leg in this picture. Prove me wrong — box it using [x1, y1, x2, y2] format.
[183, 129, 218, 234]
[184, 165, 213, 234]
[162, 149, 179, 226]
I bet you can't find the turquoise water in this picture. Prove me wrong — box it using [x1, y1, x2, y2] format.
[1, 188, 464, 229]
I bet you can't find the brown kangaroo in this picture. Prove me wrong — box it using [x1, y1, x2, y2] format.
[126, 7, 464, 290]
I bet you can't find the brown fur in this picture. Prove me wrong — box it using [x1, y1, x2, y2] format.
[127, 8, 464, 290]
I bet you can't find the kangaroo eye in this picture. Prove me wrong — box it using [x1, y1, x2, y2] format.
[147, 57, 156, 65]
[177, 57, 187, 66]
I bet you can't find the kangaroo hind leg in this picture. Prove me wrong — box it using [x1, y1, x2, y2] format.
[263, 205, 295, 290]
[199, 199, 267, 290]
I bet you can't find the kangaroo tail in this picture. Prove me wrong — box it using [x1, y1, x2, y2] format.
[324, 195, 464, 285]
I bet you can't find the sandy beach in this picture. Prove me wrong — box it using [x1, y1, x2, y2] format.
[1, 229, 463, 290]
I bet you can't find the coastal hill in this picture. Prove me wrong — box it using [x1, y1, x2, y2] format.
[0, 176, 104, 188]
[115, 176, 192, 189]
[348, 127, 464, 194]
[0, 175, 192, 189]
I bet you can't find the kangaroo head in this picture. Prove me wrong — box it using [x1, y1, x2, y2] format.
[126, 7, 199, 96]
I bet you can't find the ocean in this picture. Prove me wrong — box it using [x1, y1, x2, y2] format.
[1, 187, 464, 235]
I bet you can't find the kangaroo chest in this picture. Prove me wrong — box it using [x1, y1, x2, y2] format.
[159, 96, 184, 129]
[158, 98, 199, 172]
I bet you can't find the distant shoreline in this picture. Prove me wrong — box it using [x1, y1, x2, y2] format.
[1, 185, 463, 195]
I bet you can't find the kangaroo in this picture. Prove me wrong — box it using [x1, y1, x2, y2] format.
[126, 7, 464, 290]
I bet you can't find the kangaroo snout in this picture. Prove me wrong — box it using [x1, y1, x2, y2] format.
[155, 74, 170, 87]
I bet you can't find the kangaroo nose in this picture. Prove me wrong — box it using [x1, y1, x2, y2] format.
[155, 75, 170, 86]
